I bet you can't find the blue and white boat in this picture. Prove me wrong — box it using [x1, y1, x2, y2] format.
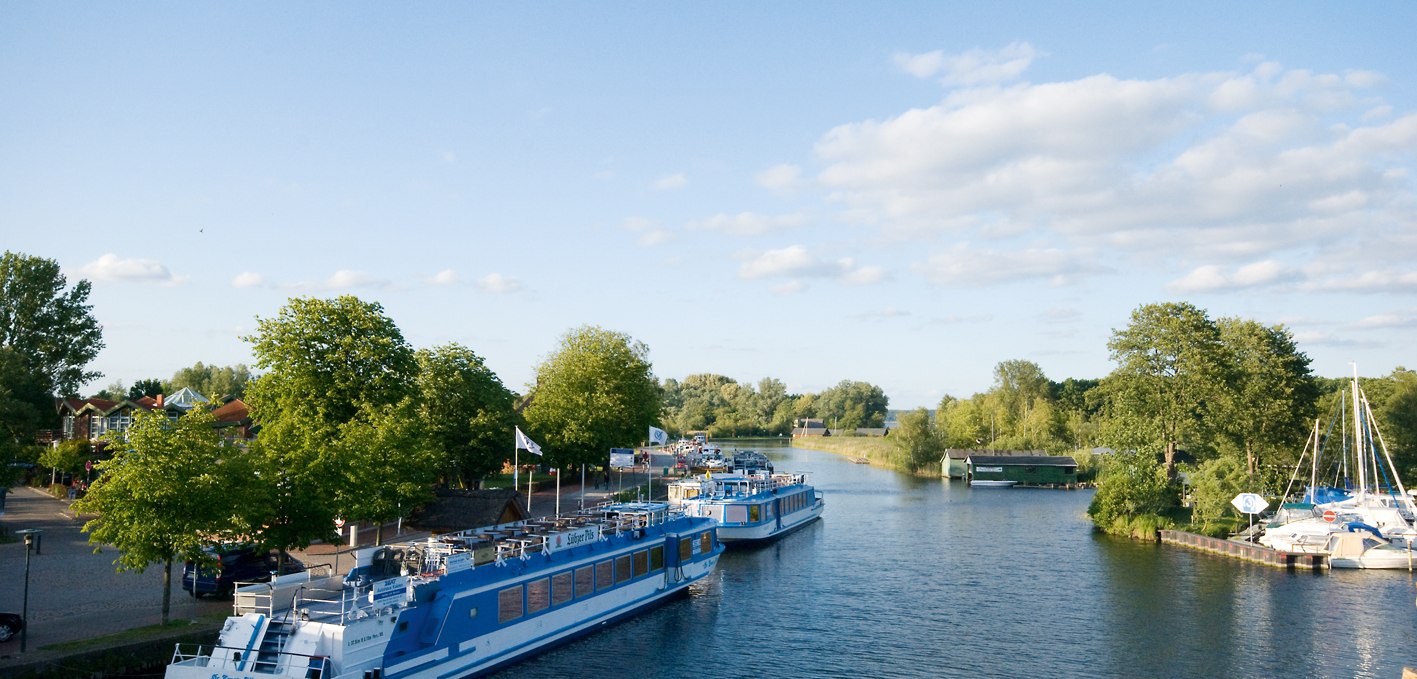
[164, 501, 722, 679]
[667, 470, 824, 544]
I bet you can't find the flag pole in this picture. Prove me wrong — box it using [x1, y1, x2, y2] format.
[528, 467, 534, 514]
[556, 466, 561, 516]
[580, 465, 586, 510]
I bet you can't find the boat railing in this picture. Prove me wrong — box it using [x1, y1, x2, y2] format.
[169, 642, 331, 676]
[232, 565, 335, 617]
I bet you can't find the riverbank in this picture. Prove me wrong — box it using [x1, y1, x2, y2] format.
[788, 436, 901, 469]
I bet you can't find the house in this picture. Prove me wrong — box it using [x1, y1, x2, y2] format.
[211, 398, 257, 443]
[407, 489, 529, 533]
[940, 449, 1044, 479]
[965, 455, 1079, 486]
[791, 418, 829, 438]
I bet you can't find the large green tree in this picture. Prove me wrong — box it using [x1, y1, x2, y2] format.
[1214, 318, 1320, 478]
[894, 407, 944, 472]
[72, 408, 256, 623]
[0, 347, 51, 453]
[337, 400, 440, 545]
[522, 326, 660, 470]
[814, 380, 889, 429]
[1100, 302, 1231, 477]
[243, 296, 421, 551]
[416, 343, 518, 488]
[0, 251, 104, 397]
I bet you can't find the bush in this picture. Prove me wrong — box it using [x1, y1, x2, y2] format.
[1088, 452, 1179, 536]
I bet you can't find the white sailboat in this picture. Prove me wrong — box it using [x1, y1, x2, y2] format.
[1260, 366, 1417, 555]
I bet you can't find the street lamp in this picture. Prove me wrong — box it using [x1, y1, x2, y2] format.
[15, 528, 42, 653]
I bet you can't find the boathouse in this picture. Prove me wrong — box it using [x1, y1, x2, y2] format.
[941, 449, 1045, 479]
[965, 455, 1078, 486]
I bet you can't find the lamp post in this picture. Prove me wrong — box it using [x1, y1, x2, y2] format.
[16, 528, 42, 653]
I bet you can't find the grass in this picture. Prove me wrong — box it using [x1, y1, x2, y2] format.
[40, 614, 223, 652]
[789, 436, 900, 466]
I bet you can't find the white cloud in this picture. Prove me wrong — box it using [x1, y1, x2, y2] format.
[894, 42, 1042, 86]
[687, 212, 807, 236]
[810, 58, 1417, 285]
[324, 270, 387, 290]
[429, 269, 460, 286]
[440, 150, 457, 163]
[79, 253, 185, 286]
[477, 273, 523, 294]
[1354, 313, 1417, 329]
[1167, 260, 1297, 293]
[638, 230, 671, 247]
[756, 164, 803, 192]
[653, 173, 687, 190]
[736, 245, 886, 286]
[1303, 269, 1417, 293]
[918, 243, 1105, 287]
[232, 272, 267, 288]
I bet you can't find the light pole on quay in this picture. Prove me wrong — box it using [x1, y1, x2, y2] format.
[15, 528, 42, 653]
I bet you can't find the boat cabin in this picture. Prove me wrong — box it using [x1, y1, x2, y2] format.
[965, 455, 1078, 486]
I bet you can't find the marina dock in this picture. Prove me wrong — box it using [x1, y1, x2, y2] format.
[1159, 530, 1328, 570]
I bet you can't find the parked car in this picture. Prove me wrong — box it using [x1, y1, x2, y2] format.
[181, 545, 304, 598]
[0, 613, 23, 643]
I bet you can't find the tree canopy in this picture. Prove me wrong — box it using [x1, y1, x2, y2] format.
[522, 326, 660, 469]
[0, 251, 104, 397]
[243, 296, 424, 550]
[416, 343, 518, 488]
[72, 407, 256, 623]
[166, 362, 252, 400]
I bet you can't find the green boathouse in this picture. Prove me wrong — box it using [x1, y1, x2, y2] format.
[966, 455, 1079, 486]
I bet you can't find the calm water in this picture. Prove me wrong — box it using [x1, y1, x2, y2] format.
[490, 443, 1417, 679]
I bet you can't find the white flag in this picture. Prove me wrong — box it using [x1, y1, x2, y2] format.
[649, 426, 668, 445]
[515, 427, 543, 456]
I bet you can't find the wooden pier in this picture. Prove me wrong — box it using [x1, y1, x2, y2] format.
[1159, 530, 1328, 570]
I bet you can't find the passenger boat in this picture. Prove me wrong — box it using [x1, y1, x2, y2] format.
[666, 470, 823, 544]
[728, 450, 773, 473]
[164, 501, 722, 679]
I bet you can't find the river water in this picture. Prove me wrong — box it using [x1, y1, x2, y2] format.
[492, 442, 1417, 679]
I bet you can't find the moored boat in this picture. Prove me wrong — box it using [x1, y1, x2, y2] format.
[164, 501, 722, 678]
[667, 470, 823, 544]
[969, 480, 1019, 488]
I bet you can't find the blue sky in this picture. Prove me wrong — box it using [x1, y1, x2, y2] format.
[3, 3, 1415, 408]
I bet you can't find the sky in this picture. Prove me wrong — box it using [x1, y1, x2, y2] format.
[3, 3, 1415, 409]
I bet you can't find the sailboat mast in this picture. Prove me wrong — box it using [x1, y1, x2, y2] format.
[1351, 364, 1365, 493]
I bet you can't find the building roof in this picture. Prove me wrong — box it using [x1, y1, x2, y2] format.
[945, 449, 1044, 460]
[407, 489, 527, 534]
[211, 398, 250, 424]
[967, 455, 1078, 466]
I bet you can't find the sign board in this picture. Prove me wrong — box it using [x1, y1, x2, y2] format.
[610, 448, 635, 468]
[444, 551, 472, 574]
[334, 517, 345, 529]
[548, 526, 599, 553]
[371, 576, 409, 605]
[1322, 509, 1337, 523]
[975, 466, 1004, 473]
[1230, 493, 1268, 515]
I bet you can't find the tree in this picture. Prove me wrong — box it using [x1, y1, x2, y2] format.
[894, 408, 944, 472]
[39, 438, 89, 484]
[1214, 318, 1320, 477]
[129, 378, 164, 399]
[1378, 371, 1417, 482]
[1087, 452, 1177, 532]
[815, 380, 889, 429]
[243, 296, 420, 552]
[166, 362, 252, 400]
[522, 326, 660, 470]
[337, 400, 440, 544]
[0, 251, 104, 396]
[0, 347, 51, 452]
[1186, 457, 1249, 531]
[416, 344, 518, 488]
[71, 408, 256, 623]
[1100, 302, 1231, 478]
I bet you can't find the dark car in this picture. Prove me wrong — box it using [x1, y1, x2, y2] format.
[181, 546, 304, 598]
[0, 613, 23, 643]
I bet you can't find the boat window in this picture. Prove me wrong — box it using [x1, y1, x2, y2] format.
[724, 505, 747, 523]
[596, 560, 613, 591]
[552, 571, 573, 606]
[633, 550, 648, 577]
[498, 586, 523, 623]
[574, 565, 594, 599]
[615, 555, 632, 584]
[699, 532, 712, 554]
[749, 505, 761, 522]
[650, 545, 664, 571]
[680, 537, 692, 560]
[526, 578, 550, 614]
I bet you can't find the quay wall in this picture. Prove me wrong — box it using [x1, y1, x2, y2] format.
[1159, 530, 1328, 570]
